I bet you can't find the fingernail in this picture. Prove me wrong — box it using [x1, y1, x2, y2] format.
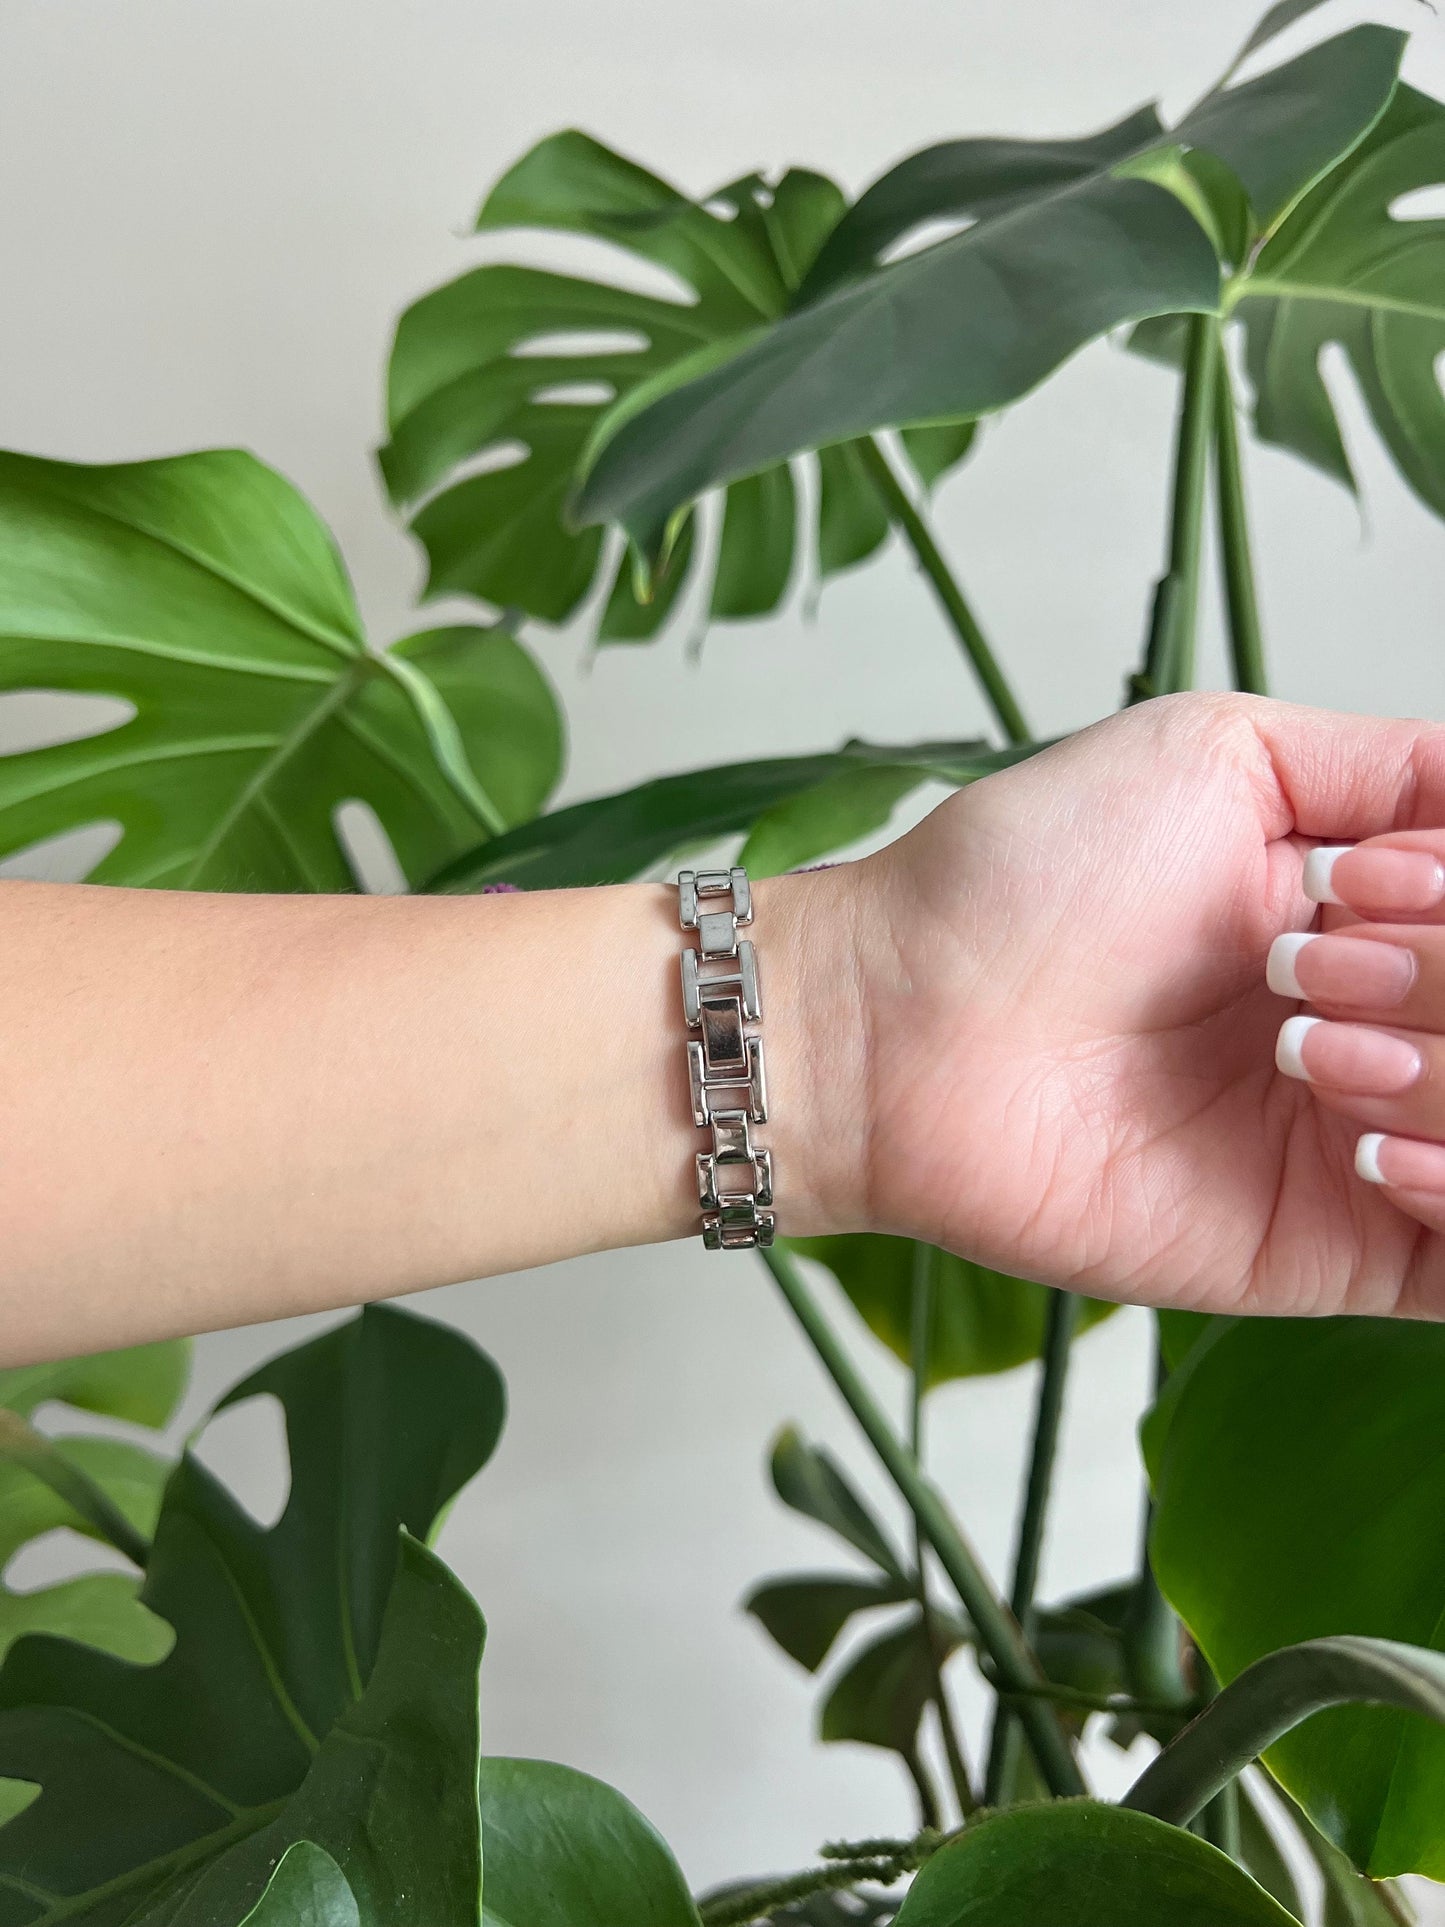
[1356, 1133, 1388, 1182]
[1267, 933, 1312, 997]
[1276, 1014, 1422, 1093]
[1276, 1014, 1322, 1078]
[1356, 1132, 1445, 1190]
[1266, 932, 1415, 1006]
[1303, 847, 1351, 905]
[1305, 845, 1445, 913]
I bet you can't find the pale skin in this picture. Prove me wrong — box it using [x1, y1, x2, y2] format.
[5, 691, 1445, 1366]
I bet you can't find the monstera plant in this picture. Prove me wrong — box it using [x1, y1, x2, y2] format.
[2, 2, 1445, 1921]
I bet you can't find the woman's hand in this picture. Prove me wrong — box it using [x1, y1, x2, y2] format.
[821, 692, 1445, 1320]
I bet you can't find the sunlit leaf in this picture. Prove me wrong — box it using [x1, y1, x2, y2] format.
[0, 451, 560, 888]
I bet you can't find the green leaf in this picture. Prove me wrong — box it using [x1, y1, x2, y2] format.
[0, 1412, 151, 1569]
[710, 465, 797, 619]
[596, 518, 697, 644]
[1157, 27, 1401, 228]
[239, 1842, 360, 1927]
[477, 1756, 700, 1927]
[0, 1437, 173, 1668]
[768, 1427, 906, 1580]
[1237, 1784, 1305, 1922]
[815, 443, 892, 576]
[787, 1235, 1115, 1385]
[0, 450, 560, 886]
[382, 132, 941, 640]
[739, 765, 927, 878]
[799, 107, 1170, 302]
[1281, 1795, 1413, 1927]
[745, 1573, 915, 1673]
[898, 421, 977, 493]
[576, 169, 1217, 555]
[0, 1343, 188, 1668]
[424, 738, 1016, 893]
[0, 1303, 501, 1921]
[819, 1613, 961, 1758]
[575, 29, 1410, 556]
[1239, 83, 1445, 522]
[1155, 1309, 1221, 1374]
[1032, 1582, 1136, 1707]
[1149, 1317, 1445, 1877]
[1234, 0, 1338, 64]
[891, 1803, 1300, 1926]
[0, 1343, 189, 1429]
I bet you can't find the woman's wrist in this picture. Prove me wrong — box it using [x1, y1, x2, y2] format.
[599, 862, 877, 1259]
[750, 864, 876, 1242]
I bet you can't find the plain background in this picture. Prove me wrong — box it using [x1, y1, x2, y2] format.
[2, 0, 1444, 1914]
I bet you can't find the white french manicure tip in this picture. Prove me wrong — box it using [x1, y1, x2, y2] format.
[1276, 1014, 1322, 1081]
[1303, 846, 1352, 906]
[1266, 932, 1314, 999]
[1356, 1134, 1389, 1184]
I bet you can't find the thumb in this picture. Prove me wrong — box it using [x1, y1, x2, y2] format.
[1220, 694, 1445, 842]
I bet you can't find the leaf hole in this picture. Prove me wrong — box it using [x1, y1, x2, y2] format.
[530, 381, 616, 407]
[333, 800, 408, 895]
[879, 216, 976, 267]
[0, 821, 124, 882]
[0, 690, 135, 756]
[1389, 183, 1445, 223]
[510, 328, 649, 358]
[439, 439, 531, 488]
[5, 1525, 135, 1591]
[192, 1392, 291, 1531]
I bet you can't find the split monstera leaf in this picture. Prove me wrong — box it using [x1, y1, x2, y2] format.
[0, 1306, 705, 1927]
[0, 1343, 189, 1670]
[0, 449, 561, 889]
[380, 134, 979, 644]
[551, 19, 1445, 580]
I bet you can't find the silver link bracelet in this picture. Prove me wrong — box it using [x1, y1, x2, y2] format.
[678, 866, 775, 1250]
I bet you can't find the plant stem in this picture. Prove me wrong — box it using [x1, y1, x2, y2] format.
[699, 1829, 946, 1927]
[982, 1288, 1081, 1803]
[1212, 335, 1268, 696]
[0, 1408, 152, 1571]
[1137, 313, 1219, 699]
[909, 1243, 978, 1819]
[998, 1680, 1188, 1718]
[857, 436, 1031, 746]
[1122, 1337, 1189, 1709]
[762, 1243, 1085, 1798]
[1201, 1780, 1242, 1861]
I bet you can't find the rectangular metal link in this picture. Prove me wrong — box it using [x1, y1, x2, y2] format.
[679, 865, 772, 1246]
[700, 994, 747, 1077]
[697, 910, 739, 960]
[681, 942, 760, 1026]
[678, 867, 752, 930]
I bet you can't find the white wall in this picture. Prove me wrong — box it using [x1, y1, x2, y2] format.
[1, 0, 1443, 1911]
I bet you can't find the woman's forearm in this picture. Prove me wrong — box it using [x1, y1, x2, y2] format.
[0, 869, 866, 1363]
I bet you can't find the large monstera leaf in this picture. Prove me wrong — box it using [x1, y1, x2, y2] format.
[1149, 1317, 1445, 1880]
[380, 131, 977, 642]
[0, 449, 561, 888]
[787, 1235, 1116, 1384]
[0, 1304, 504, 1923]
[0, 1344, 189, 1667]
[1238, 82, 1445, 519]
[573, 25, 1404, 556]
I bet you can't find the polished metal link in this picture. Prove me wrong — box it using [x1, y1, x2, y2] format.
[678, 866, 774, 1250]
